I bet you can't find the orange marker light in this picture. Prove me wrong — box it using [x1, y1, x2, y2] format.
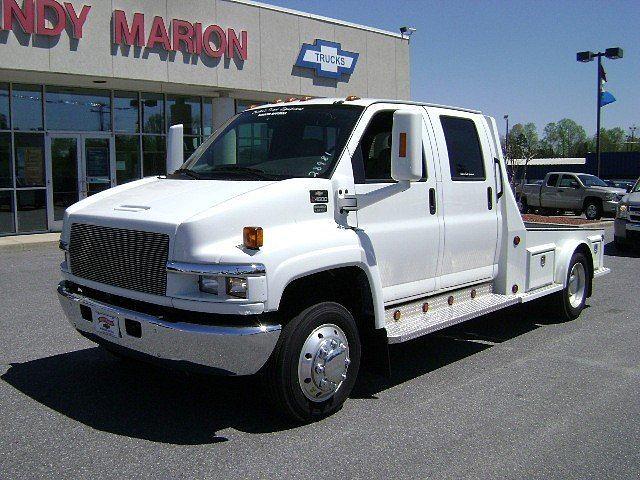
[399, 132, 407, 158]
[243, 226, 263, 250]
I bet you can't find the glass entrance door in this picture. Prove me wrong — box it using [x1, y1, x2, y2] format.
[47, 134, 115, 231]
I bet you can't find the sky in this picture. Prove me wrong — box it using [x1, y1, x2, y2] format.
[267, 0, 639, 137]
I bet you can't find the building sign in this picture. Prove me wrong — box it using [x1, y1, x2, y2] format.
[295, 39, 358, 79]
[1, 0, 91, 38]
[0, 0, 248, 60]
[113, 11, 248, 60]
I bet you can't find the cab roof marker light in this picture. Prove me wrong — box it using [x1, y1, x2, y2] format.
[345, 95, 361, 101]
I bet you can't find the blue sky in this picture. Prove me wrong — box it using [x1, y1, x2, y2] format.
[268, 0, 639, 137]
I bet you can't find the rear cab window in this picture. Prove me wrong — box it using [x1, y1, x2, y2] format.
[546, 174, 559, 187]
[440, 116, 486, 181]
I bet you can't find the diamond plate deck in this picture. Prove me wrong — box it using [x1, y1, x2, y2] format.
[385, 285, 520, 344]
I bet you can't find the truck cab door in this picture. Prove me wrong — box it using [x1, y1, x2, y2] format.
[349, 104, 441, 302]
[424, 107, 499, 289]
[558, 174, 582, 210]
[542, 173, 560, 208]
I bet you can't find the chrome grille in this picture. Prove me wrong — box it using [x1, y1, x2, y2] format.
[69, 223, 169, 296]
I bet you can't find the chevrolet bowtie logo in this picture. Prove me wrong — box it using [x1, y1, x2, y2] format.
[295, 39, 359, 79]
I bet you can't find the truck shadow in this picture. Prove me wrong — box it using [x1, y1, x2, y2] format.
[1, 302, 564, 444]
[604, 240, 640, 258]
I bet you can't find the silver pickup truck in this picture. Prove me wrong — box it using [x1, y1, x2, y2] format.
[521, 172, 626, 219]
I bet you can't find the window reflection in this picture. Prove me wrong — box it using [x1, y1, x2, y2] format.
[167, 95, 201, 135]
[0, 190, 15, 234]
[46, 87, 111, 132]
[114, 91, 139, 133]
[116, 135, 141, 184]
[0, 83, 9, 130]
[12, 84, 43, 131]
[142, 136, 166, 176]
[17, 189, 47, 232]
[0, 133, 12, 188]
[14, 133, 45, 187]
[142, 93, 164, 134]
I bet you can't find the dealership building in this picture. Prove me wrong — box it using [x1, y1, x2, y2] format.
[0, 0, 410, 235]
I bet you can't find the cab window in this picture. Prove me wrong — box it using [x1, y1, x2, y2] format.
[546, 174, 559, 187]
[440, 116, 486, 181]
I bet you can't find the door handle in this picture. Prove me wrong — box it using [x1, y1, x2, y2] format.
[429, 188, 436, 215]
[487, 186, 493, 210]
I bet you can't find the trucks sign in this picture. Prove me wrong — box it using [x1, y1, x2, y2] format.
[295, 39, 358, 79]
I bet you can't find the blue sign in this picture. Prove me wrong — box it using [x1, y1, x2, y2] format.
[295, 39, 359, 79]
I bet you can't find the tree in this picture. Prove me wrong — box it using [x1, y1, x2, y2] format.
[505, 122, 539, 189]
[541, 119, 588, 157]
[598, 127, 626, 152]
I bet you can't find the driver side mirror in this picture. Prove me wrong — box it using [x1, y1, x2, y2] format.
[391, 110, 423, 182]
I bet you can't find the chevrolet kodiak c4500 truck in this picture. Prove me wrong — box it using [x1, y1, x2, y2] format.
[58, 98, 609, 421]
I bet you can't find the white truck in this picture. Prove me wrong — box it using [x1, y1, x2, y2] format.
[58, 98, 610, 421]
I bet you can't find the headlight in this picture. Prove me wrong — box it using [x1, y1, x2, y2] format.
[199, 275, 220, 295]
[226, 277, 248, 298]
[617, 204, 629, 219]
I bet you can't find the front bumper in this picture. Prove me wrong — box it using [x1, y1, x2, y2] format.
[603, 201, 619, 214]
[57, 282, 281, 375]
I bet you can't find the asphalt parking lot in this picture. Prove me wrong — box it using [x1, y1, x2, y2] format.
[1, 226, 638, 479]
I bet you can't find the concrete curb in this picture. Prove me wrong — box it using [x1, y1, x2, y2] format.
[525, 220, 613, 229]
[0, 233, 60, 247]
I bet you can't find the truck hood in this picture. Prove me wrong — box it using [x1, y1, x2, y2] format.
[64, 177, 275, 233]
[623, 192, 640, 205]
[588, 186, 627, 196]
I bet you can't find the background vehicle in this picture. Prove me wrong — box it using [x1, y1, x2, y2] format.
[615, 178, 640, 249]
[57, 98, 609, 421]
[605, 179, 635, 192]
[520, 172, 626, 219]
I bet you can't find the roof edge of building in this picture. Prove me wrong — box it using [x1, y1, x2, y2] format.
[227, 0, 405, 39]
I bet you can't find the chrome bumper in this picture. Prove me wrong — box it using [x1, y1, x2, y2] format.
[57, 282, 280, 376]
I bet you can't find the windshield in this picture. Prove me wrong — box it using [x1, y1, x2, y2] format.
[180, 104, 363, 180]
[578, 174, 608, 187]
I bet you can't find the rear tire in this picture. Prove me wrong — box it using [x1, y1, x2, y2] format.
[584, 200, 602, 220]
[554, 252, 589, 321]
[265, 302, 361, 422]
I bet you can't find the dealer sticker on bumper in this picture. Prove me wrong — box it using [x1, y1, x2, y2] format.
[93, 310, 121, 338]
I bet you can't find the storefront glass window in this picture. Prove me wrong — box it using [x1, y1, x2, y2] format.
[0, 191, 15, 234]
[116, 135, 141, 184]
[142, 136, 166, 176]
[46, 87, 111, 132]
[114, 91, 139, 133]
[12, 84, 43, 131]
[0, 83, 9, 130]
[183, 136, 201, 160]
[167, 95, 201, 136]
[0, 133, 12, 188]
[17, 189, 47, 232]
[14, 133, 45, 187]
[203, 98, 213, 137]
[142, 93, 165, 134]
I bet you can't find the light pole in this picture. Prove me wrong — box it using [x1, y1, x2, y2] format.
[577, 47, 623, 178]
[504, 114, 509, 160]
[629, 125, 637, 152]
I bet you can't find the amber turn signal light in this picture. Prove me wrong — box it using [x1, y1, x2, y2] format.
[243, 226, 263, 250]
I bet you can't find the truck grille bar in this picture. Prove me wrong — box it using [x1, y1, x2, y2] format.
[69, 223, 170, 296]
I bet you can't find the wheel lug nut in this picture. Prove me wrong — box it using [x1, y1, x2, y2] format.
[315, 364, 324, 374]
[331, 339, 338, 348]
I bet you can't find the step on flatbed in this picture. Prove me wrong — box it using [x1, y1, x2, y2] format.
[385, 283, 521, 344]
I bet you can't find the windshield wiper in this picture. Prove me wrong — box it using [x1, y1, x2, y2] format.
[207, 165, 283, 180]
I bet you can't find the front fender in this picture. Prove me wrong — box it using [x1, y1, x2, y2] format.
[267, 243, 386, 329]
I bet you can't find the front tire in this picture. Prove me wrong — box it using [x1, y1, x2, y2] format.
[265, 302, 361, 422]
[554, 252, 589, 321]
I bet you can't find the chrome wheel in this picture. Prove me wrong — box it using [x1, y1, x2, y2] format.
[298, 323, 350, 402]
[568, 262, 586, 309]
